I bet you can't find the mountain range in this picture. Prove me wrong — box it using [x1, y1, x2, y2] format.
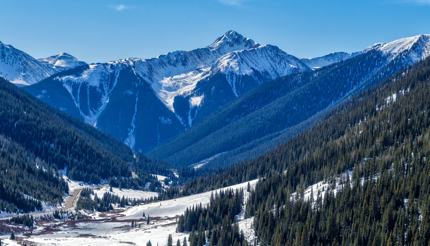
[2, 30, 430, 244]
[1, 32, 430, 169]
[21, 31, 311, 152]
[0, 42, 85, 86]
[150, 34, 430, 168]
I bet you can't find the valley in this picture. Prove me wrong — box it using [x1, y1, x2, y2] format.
[0, 3, 430, 244]
[0, 179, 257, 246]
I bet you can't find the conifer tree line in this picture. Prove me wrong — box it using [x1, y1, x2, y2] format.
[76, 188, 156, 212]
[0, 134, 67, 212]
[173, 189, 248, 245]
[171, 58, 430, 244]
[0, 77, 172, 212]
[241, 58, 430, 244]
[177, 189, 243, 232]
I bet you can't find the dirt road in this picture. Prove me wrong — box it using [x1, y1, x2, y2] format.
[63, 189, 82, 211]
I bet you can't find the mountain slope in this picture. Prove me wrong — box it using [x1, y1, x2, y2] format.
[301, 52, 353, 69]
[0, 76, 167, 212]
[0, 41, 56, 85]
[150, 34, 430, 168]
[169, 44, 310, 126]
[25, 31, 309, 151]
[182, 51, 430, 246]
[245, 56, 430, 245]
[25, 63, 185, 152]
[39, 52, 87, 71]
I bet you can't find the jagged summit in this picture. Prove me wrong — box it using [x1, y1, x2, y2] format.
[39, 52, 87, 70]
[209, 30, 258, 51]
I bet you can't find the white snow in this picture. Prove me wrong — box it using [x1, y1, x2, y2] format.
[191, 152, 228, 170]
[238, 217, 257, 244]
[39, 52, 86, 71]
[385, 92, 397, 105]
[379, 36, 420, 56]
[124, 92, 139, 148]
[65, 176, 91, 194]
[0, 238, 20, 246]
[0, 42, 56, 85]
[65, 176, 158, 200]
[93, 186, 157, 201]
[290, 168, 383, 206]
[156, 68, 211, 111]
[374, 34, 430, 62]
[132, 34, 308, 115]
[59, 63, 121, 125]
[190, 95, 204, 107]
[24, 179, 259, 246]
[209, 30, 257, 52]
[302, 52, 353, 69]
[215, 45, 308, 78]
[291, 170, 353, 203]
[376, 88, 410, 112]
[153, 174, 168, 182]
[28, 219, 188, 246]
[120, 179, 258, 220]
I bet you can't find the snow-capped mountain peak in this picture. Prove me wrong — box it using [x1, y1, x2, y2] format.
[209, 30, 259, 52]
[214, 44, 309, 78]
[39, 52, 87, 71]
[0, 41, 55, 86]
[373, 34, 430, 62]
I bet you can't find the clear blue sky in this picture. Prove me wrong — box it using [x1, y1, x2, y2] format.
[1, 0, 429, 63]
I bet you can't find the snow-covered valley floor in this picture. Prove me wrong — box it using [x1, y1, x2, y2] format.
[1, 179, 258, 246]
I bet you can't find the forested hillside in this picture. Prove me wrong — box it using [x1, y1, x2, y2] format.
[0, 77, 168, 212]
[184, 56, 430, 244]
[151, 37, 430, 169]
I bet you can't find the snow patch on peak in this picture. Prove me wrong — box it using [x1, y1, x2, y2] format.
[214, 44, 309, 78]
[209, 30, 258, 52]
[0, 41, 56, 85]
[379, 35, 422, 55]
[125, 92, 139, 149]
[157, 67, 212, 111]
[302, 52, 353, 69]
[58, 63, 124, 125]
[190, 95, 204, 107]
[374, 34, 430, 62]
[39, 53, 86, 71]
[216, 52, 250, 75]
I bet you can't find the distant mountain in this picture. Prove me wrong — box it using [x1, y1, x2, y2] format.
[163, 44, 310, 126]
[0, 76, 168, 212]
[0, 41, 56, 85]
[150, 34, 430, 168]
[25, 31, 310, 152]
[39, 52, 87, 71]
[0, 41, 86, 86]
[302, 52, 353, 69]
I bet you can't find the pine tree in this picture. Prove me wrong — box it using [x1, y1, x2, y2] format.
[167, 234, 173, 246]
